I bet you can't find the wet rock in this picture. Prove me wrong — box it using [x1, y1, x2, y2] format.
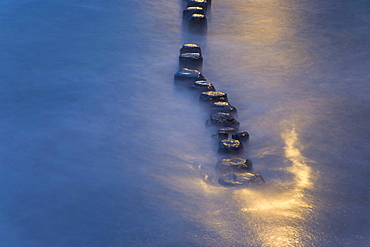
[218, 138, 243, 153]
[214, 127, 238, 139]
[211, 101, 237, 115]
[207, 112, 239, 127]
[187, 0, 209, 11]
[183, 7, 205, 21]
[216, 157, 253, 171]
[199, 91, 228, 104]
[191, 80, 215, 91]
[179, 53, 203, 70]
[188, 14, 207, 34]
[174, 68, 205, 86]
[218, 172, 265, 187]
[232, 131, 250, 141]
[216, 157, 264, 187]
[180, 43, 202, 55]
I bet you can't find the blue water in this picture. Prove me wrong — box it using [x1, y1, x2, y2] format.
[1, 0, 369, 246]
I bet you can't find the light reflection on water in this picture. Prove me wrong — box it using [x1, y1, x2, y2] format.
[234, 128, 313, 246]
[176, 0, 318, 245]
[207, 4, 315, 244]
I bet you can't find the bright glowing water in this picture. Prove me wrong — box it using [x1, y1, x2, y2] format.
[1, 0, 369, 246]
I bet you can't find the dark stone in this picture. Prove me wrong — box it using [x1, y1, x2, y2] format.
[191, 80, 215, 91]
[199, 91, 228, 104]
[188, 14, 207, 34]
[207, 112, 239, 127]
[232, 131, 250, 141]
[180, 43, 201, 55]
[216, 127, 238, 139]
[218, 138, 243, 153]
[179, 53, 203, 70]
[215, 157, 264, 187]
[187, 0, 209, 10]
[218, 172, 265, 187]
[216, 132, 228, 139]
[216, 157, 253, 171]
[183, 7, 205, 21]
[174, 68, 205, 86]
[211, 101, 237, 115]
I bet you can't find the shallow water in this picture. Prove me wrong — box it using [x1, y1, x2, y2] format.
[1, 0, 369, 246]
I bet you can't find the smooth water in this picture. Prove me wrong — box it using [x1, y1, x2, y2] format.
[1, 0, 369, 246]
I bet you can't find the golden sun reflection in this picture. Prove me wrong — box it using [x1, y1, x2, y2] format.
[235, 128, 313, 246]
[223, 0, 310, 83]
[232, 0, 294, 45]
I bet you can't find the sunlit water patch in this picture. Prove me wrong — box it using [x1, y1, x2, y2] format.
[233, 128, 314, 246]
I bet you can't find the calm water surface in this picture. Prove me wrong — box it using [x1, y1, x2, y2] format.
[1, 0, 369, 246]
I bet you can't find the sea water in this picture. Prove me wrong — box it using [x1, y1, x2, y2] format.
[1, 0, 369, 246]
